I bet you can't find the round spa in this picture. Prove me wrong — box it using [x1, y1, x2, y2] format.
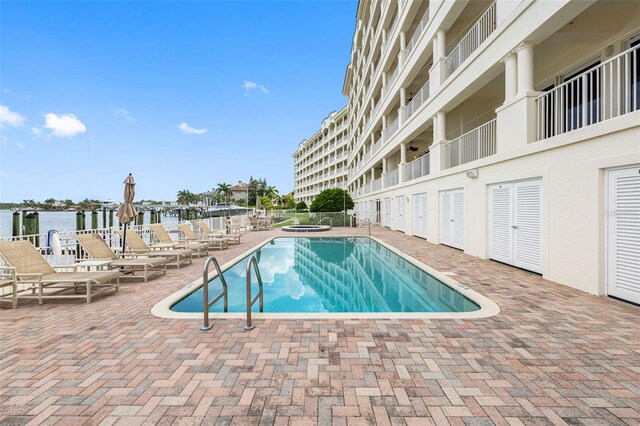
[281, 225, 331, 233]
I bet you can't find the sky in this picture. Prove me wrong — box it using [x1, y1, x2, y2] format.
[0, 0, 357, 203]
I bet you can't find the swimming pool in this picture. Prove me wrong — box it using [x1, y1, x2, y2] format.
[169, 237, 483, 315]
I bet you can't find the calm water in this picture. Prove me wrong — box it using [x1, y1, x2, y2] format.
[171, 237, 480, 313]
[0, 210, 178, 239]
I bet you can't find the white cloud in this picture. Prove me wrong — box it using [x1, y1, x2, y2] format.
[243, 80, 269, 95]
[114, 107, 134, 122]
[178, 122, 208, 135]
[0, 105, 26, 128]
[34, 112, 87, 138]
[16, 142, 26, 149]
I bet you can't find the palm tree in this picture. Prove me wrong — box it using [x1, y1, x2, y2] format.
[177, 190, 198, 205]
[265, 186, 279, 200]
[216, 182, 232, 203]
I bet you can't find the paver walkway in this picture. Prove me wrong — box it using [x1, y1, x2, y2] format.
[1, 227, 639, 425]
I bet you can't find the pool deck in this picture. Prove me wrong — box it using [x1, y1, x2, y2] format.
[1, 227, 639, 425]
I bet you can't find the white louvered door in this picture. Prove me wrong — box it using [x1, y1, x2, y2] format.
[489, 179, 541, 273]
[607, 167, 640, 304]
[384, 198, 391, 227]
[396, 196, 405, 232]
[413, 194, 428, 239]
[440, 189, 464, 249]
[513, 180, 542, 273]
[489, 184, 514, 264]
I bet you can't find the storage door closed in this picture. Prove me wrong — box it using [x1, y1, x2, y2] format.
[607, 167, 640, 304]
[396, 196, 405, 232]
[440, 189, 464, 249]
[489, 179, 541, 273]
[413, 194, 427, 239]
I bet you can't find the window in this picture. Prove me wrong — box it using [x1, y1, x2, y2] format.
[561, 60, 601, 132]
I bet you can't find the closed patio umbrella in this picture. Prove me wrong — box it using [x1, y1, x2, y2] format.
[117, 173, 138, 253]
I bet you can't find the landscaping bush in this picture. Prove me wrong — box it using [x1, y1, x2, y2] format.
[309, 188, 353, 213]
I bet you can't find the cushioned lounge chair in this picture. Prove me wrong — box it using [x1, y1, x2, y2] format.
[0, 240, 120, 304]
[196, 221, 241, 245]
[117, 229, 193, 269]
[75, 233, 167, 282]
[149, 224, 208, 258]
[177, 224, 228, 251]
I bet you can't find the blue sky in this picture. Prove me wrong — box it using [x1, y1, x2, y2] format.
[0, 1, 356, 202]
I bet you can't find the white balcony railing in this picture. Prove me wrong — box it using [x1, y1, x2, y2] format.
[444, 119, 496, 168]
[445, 2, 496, 78]
[535, 44, 640, 141]
[383, 168, 400, 188]
[403, 152, 430, 182]
[382, 116, 399, 142]
[372, 177, 382, 192]
[402, 79, 430, 122]
[404, 7, 430, 62]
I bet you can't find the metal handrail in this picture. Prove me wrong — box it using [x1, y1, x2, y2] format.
[316, 217, 333, 229]
[351, 218, 371, 237]
[244, 255, 264, 330]
[200, 256, 228, 331]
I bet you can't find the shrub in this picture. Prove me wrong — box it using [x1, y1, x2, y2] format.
[309, 188, 354, 212]
[295, 201, 308, 210]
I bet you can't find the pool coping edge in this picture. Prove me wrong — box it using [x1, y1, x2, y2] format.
[150, 234, 501, 320]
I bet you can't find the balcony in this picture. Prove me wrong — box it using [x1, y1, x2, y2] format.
[445, 2, 496, 78]
[372, 176, 382, 192]
[401, 79, 430, 122]
[444, 119, 496, 168]
[402, 6, 430, 65]
[535, 44, 639, 141]
[382, 116, 399, 142]
[383, 168, 400, 188]
[403, 152, 430, 182]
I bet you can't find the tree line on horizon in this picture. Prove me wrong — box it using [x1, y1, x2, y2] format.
[176, 177, 296, 210]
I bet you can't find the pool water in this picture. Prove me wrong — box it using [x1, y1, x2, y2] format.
[170, 237, 480, 313]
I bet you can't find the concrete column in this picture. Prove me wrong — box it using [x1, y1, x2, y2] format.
[400, 87, 407, 106]
[503, 53, 517, 103]
[496, 43, 538, 152]
[429, 29, 448, 92]
[399, 142, 407, 183]
[429, 112, 446, 174]
[371, 167, 375, 182]
[400, 31, 407, 51]
[382, 72, 387, 87]
[516, 43, 534, 96]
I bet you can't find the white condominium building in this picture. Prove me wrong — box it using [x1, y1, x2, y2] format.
[293, 107, 350, 206]
[294, 0, 640, 304]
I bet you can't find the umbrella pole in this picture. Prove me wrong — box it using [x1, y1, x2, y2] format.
[122, 223, 128, 254]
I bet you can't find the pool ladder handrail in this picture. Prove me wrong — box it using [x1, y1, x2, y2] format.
[200, 256, 228, 332]
[351, 218, 371, 237]
[244, 255, 264, 330]
[316, 217, 333, 229]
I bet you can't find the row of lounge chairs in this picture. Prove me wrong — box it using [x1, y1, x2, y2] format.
[0, 220, 253, 307]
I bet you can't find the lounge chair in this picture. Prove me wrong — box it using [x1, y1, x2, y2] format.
[196, 221, 241, 245]
[0, 241, 120, 304]
[178, 224, 228, 251]
[117, 229, 193, 269]
[75, 233, 167, 282]
[149, 224, 208, 258]
[0, 266, 17, 308]
[248, 216, 262, 231]
[228, 216, 247, 234]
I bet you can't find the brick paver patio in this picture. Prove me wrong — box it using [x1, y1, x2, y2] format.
[1, 227, 639, 425]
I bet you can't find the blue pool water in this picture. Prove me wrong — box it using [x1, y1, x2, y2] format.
[171, 237, 480, 313]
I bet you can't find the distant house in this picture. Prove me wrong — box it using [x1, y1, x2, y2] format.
[230, 182, 249, 203]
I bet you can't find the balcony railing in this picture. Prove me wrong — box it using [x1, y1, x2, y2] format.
[372, 177, 382, 192]
[403, 152, 430, 182]
[383, 168, 400, 187]
[382, 65, 400, 99]
[402, 79, 430, 122]
[535, 44, 639, 140]
[382, 116, 400, 142]
[403, 7, 430, 63]
[444, 119, 496, 168]
[445, 2, 496, 78]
